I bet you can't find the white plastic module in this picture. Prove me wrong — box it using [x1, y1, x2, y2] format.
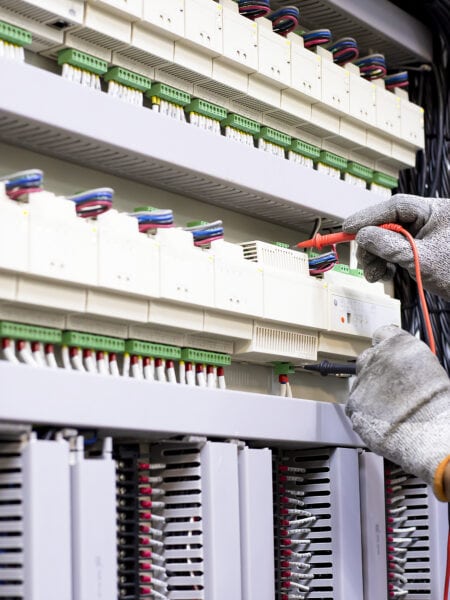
[319, 48, 350, 115]
[0, 185, 28, 274]
[248, 18, 290, 104]
[142, 0, 185, 39]
[87, 0, 142, 20]
[200, 441, 242, 600]
[23, 436, 72, 600]
[241, 240, 309, 275]
[325, 271, 401, 339]
[401, 99, 425, 148]
[71, 438, 117, 600]
[348, 70, 376, 126]
[376, 86, 401, 138]
[218, 0, 258, 74]
[290, 36, 321, 103]
[157, 228, 215, 308]
[28, 192, 97, 286]
[238, 447, 275, 600]
[183, 0, 223, 57]
[0, 0, 85, 26]
[0, 5, 64, 53]
[209, 241, 263, 317]
[79, 2, 132, 48]
[96, 210, 160, 298]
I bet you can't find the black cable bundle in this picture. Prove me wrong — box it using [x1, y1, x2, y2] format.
[396, 0, 450, 373]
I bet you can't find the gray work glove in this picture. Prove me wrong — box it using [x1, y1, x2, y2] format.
[346, 325, 450, 501]
[343, 194, 450, 301]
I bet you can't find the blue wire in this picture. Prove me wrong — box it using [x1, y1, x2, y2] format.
[5, 173, 43, 190]
[302, 29, 332, 42]
[267, 7, 299, 34]
[135, 215, 173, 224]
[192, 227, 224, 238]
[69, 190, 114, 203]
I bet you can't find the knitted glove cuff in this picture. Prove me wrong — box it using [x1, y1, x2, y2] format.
[434, 455, 450, 502]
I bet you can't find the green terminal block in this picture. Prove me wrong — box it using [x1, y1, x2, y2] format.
[181, 348, 231, 367]
[290, 139, 321, 160]
[58, 48, 108, 75]
[0, 321, 61, 343]
[256, 127, 291, 148]
[0, 20, 32, 46]
[104, 66, 151, 92]
[134, 206, 158, 213]
[125, 340, 181, 360]
[274, 362, 295, 376]
[186, 99, 228, 121]
[318, 151, 348, 171]
[221, 113, 260, 135]
[372, 172, 398, 189]
[148, 83, 191, 107]
[272, 242, 290, 249]
[346, 162, 374, 182]
[187, 220, 208, 227]
[62, 331, 125, 353]
[333, 264, 351, 275]
[350, 268, 364, 278]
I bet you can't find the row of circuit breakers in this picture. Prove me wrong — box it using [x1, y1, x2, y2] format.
[0, 433, 447, 600]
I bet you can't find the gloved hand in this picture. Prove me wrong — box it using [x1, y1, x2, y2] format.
[343, 194, 450, 301]
[346, 324, 450, 501]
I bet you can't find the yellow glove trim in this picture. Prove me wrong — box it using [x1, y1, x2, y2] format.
[433, 455, 450, 502]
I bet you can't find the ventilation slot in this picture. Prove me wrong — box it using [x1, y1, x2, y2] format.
[274, 448, 334, 600]
[0, 437, 24, 599]
[241, 240, 309, 275]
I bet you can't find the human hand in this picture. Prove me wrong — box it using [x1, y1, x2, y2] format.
[343, 194, 450, 301]
[346, 325, 450, 500]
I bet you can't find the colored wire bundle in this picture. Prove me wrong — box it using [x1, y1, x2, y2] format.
[2, 168, 43, 200]
[355, 53, 387, 80]
[238, 0, 271, 19]
[384, 71, 409, 91]
[308, 248, 338, 275]
[184, 220, 224, 247]
[328, 37, 359, 66]
[268, 6, 300, 36]
[68, 187, 113, 218]
[131, 208, 174, 233]
[302, 29, 332, 49]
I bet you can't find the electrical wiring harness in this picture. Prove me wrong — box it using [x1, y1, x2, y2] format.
[67, 187, 114, 218]
[2, 168, 43, 200]
[385, 71, 409, 91]
[237, 0, 271, 19]
[130, 208, 174, 232]
[184, 220, 224, 247]
[354, 53, 387, 80]
[301, 28, 332, 49]
[328, 37, 359, 65]
[267, 6, 300, 36]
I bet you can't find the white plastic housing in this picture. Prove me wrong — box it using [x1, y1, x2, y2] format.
[142, 0, 185, 38]
[87, 0, 142, 20]
[157, 228, 215, 308]
[183, 0, 223, 56]
[219, 2, 258, 73]
[321, 54, 350, 114]
[376, 87, 401, 137]
[96, 210, 160, 297]
[401, 99, 425, 147]
[290, 41, 322, 102]
[0, 185, 28, 273]
[253, 19, 291, 87]
[28, 192, 97, 285]
[349, 73, 376, 125]
[210, 241, 263, 317]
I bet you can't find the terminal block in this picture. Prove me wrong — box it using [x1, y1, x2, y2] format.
[288, 139, 320, 168]
[104, 66, 152, 91]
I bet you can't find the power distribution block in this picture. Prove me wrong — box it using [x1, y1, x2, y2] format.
[348, 69, 376, 126]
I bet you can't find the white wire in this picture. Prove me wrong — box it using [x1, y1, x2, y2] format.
[62, 346, 72, 370]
